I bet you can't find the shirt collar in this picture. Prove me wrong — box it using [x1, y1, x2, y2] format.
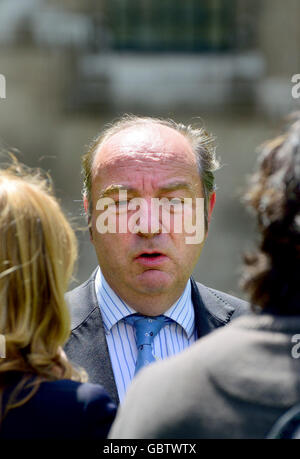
[95, 267, 195, 339]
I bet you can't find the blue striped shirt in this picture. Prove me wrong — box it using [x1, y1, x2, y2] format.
[95, 267, 197, 403]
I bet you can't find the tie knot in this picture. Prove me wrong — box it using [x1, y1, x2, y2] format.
[125, 315, 166, 347]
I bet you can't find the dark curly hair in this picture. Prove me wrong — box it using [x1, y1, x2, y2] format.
[241, 113, 300, 315]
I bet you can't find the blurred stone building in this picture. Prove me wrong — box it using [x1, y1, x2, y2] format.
[0, 0, 299, 295]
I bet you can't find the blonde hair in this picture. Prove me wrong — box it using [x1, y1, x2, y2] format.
[0, 160, 86, 424]
[82, 114, 219, 230]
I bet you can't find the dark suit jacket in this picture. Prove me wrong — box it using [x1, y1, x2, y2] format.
[65, 268, 249, 405]
[0, 377, 116, 440]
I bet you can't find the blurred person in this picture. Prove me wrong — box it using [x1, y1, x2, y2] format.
[109, 113, 300, 439]
[64, 115, 249, 405]
[0, 160, 116, 440]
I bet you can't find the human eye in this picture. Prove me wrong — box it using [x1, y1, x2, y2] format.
[169, 197, 184, 206]
[114, 200, 130, 213]
[115, 200, 128, 206]
[159, 197, 184, 214]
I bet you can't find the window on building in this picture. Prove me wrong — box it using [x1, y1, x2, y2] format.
[104, 0, 241, 53]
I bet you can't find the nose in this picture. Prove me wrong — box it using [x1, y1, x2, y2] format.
[129, 198, 161, 238]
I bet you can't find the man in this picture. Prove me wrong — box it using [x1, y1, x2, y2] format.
[64, 115, 249, 405]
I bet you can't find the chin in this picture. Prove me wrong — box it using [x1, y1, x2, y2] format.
[135, 270, 173, 293]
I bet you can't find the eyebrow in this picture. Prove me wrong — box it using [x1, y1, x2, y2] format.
[98, 185, 135, 199]
[158, 182, 195, 194]
[98, 181, 195, 199]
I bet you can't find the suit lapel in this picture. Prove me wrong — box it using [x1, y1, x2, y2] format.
[65, 270, 119, 405]
[190, 276, 235, 339]
[84, 306, 120, 406]
[191, 277, 213, 338]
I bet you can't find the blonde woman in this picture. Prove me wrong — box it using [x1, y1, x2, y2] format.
[0, 161, 116, 439]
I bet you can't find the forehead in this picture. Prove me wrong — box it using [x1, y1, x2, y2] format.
[92, 123, 197, 173]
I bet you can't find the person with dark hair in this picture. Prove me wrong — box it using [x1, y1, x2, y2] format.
[109, 114, 300, 439]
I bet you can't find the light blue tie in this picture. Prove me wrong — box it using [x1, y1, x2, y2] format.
[125, 315, 167, 375]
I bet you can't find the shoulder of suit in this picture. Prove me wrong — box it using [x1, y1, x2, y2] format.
[65, 274, 96, 304]
[36, 380, 116, 432]
[42, 380, 113, 402]
[194, 280, 250, 321]
[65, 269, 99, 330]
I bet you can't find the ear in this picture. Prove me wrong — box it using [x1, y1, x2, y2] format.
[208, 192, 216, 223]
[83, 196, 93, 241]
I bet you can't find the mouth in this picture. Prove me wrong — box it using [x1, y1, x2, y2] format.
[134, 251, 169, 267]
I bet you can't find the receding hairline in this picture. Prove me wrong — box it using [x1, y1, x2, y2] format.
[90, 119, 196, 176]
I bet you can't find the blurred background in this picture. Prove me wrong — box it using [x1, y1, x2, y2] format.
[0, 0, 299, 298]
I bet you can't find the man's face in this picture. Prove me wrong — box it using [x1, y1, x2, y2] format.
[90, 123, 210, 314]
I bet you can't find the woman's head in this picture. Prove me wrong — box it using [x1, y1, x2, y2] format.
[242, 113, 300, 314]
[0, 161, 78, 380]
